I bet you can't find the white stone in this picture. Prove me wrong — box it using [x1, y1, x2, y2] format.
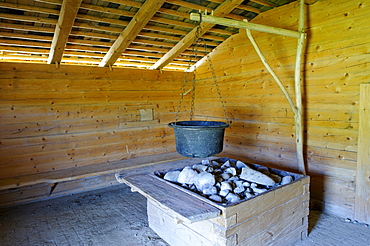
[224, 167, 237, 176]
[209, 195, 223, 203]
[252, 187, 267, 194]
[192, 164, 208, 172]
[177, 166, 198, 184]
[163, 171, 181, 183]
[221, 172, 232, 180]
[236, 160, 248, 170]
[220, 181, 233, 191]
[202, 159, 210, 165]
[219, 189, 230, 197]
[234, 186, 245, 194]
[203, 186, 218, 195]
[281, 176, 293, 185]
[225, 193, 241, 203]
[233, 180, 244, 187]
[240, 168, 276, 186]
[244, 192, 253, 199]
[194, 172, 215, 191]
[221, 160, 232, 169]
[211, 161, 221, 168]
[245, 187, 252, 193]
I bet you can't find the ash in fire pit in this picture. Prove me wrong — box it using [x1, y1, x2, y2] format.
[155, 158, 295, 205]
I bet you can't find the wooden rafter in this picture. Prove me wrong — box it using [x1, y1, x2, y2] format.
[47, 0, 82, 64]
[98, 0, 166, 67]
[150, 0, 245, 70]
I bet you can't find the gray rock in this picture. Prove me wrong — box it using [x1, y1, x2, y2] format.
[240, 168, 276, 186]
[270, 174, 282, 183]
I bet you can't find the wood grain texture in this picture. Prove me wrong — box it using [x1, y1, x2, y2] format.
[354, 83, 370, 223]
[122, 174, 221, 223]
[0, 62, 187, 179]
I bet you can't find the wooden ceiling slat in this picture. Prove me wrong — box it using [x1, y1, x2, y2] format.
[0, 38, 50, 48]
[138, 32, 182, 41]
[76, 13, 129, 27]
[0, 31, 53, 42]
[158, 7, 189, 19]
[0, 13, 57, 25]
[237, 4, 262, 13]
[208, 0, 273, 10]
[105, 0, 143, 9]
[251, 0, 278, 8]
[0, 2, 59, 15]
[0, 22, 55, 33]
[150, 16, 195, 29]
[99, 0, 167, 67]
[47, 0, 82, 64]
[150, 0, 245, 70]
[79, 3, 135, 17]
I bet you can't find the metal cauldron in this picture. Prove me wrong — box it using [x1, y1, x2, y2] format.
[168, 120, 230, 158]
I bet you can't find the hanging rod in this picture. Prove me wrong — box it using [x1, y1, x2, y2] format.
[190, 13, 300, 38]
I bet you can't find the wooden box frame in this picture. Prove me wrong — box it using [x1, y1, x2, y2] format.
[118, 158, 310, 246]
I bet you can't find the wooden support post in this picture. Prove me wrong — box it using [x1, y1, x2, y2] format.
[294, 0, 307, 175]
[355, 83, 370, 224]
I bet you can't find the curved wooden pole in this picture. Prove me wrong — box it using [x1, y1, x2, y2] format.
[244, 24, 298, 116]
[294, 0, 307, 175]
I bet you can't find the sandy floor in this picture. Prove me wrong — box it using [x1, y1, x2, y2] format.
[0, 184, 369, 246]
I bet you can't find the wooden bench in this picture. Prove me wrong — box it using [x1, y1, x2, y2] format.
[0, 152, 186, 208]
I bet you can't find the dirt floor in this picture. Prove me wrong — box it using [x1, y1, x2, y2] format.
[0, 184, 369, 246]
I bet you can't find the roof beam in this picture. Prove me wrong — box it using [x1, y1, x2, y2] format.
[190, 14, 300, 38]
[98, 0, 166, 67]
[47, 0, 82, 64]
[150, 0, 245, 70]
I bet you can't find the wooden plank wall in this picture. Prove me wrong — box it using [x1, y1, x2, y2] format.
[194, 0, 368, 219]
[0, 63, 189, 179]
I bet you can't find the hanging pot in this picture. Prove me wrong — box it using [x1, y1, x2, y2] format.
[169, 121, 230, 158]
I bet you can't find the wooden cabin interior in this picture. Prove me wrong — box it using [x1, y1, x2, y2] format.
[0, 0, 370, 244]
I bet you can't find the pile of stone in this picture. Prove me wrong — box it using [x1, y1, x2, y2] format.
[159, 159, 294, 205]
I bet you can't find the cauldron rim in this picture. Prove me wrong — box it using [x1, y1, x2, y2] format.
[168, 120, 230, 129]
